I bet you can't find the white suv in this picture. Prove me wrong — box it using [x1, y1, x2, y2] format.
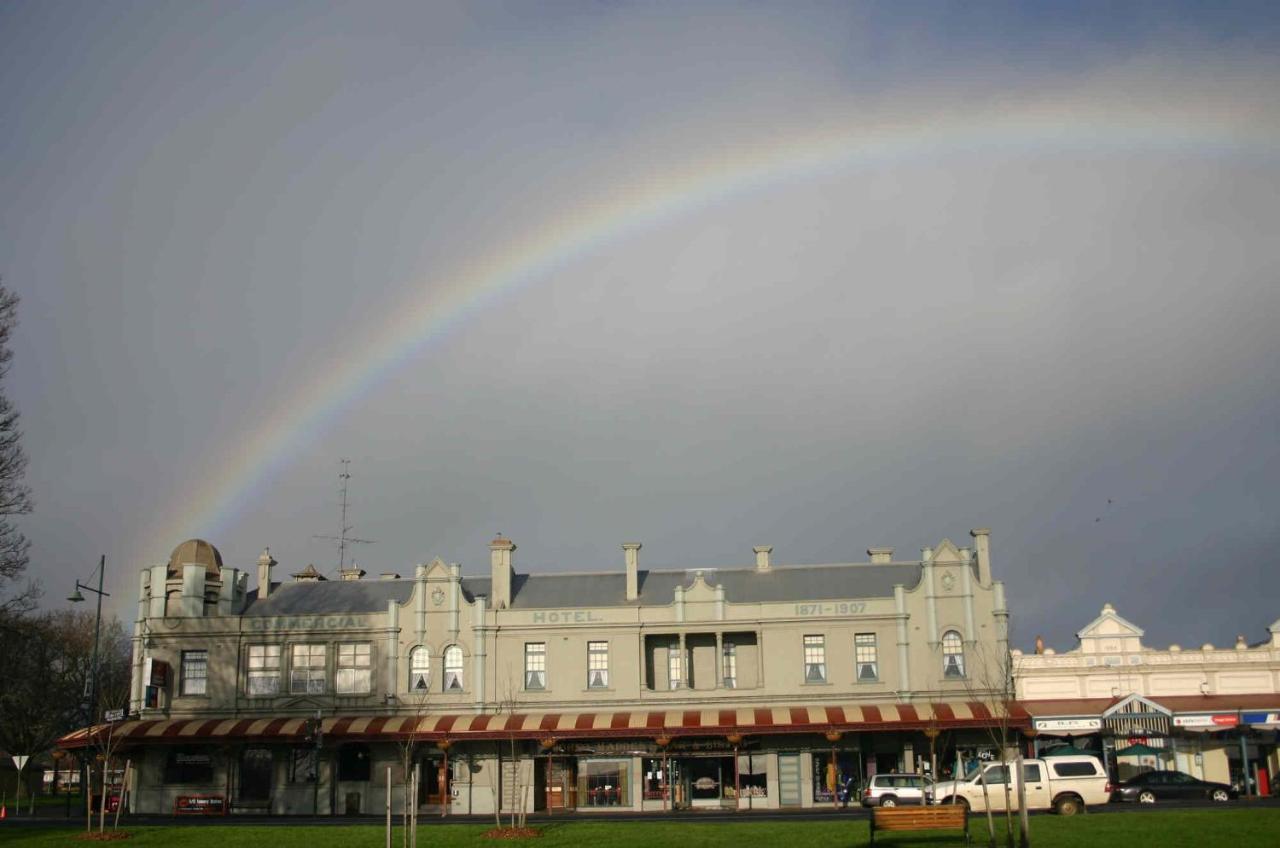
[931, 756, 1108, 816]
[861, 773, 934, 807]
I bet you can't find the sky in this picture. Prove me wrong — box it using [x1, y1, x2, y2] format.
[1, 1, 1278, 652]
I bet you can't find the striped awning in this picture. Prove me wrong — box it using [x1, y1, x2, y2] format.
[57, 700, 1027, 749]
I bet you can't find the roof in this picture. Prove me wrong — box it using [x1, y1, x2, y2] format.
[469, 563, 923, 609]
[57, 699, 1022, 749]
[242, 561, 923, 615]
[244, 579, 415, 616]
[167, 538, 223, 579]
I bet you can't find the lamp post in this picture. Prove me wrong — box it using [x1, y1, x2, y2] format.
[68, 556, 109, 824]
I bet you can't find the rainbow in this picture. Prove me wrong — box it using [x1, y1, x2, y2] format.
[138, 100, 1277, 563]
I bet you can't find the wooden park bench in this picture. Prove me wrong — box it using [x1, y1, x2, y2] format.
[869, 804, 971, 846]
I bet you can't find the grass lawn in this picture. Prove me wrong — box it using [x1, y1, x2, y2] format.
[1, 810, 1278, 848]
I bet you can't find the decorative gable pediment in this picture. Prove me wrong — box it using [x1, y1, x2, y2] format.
[930, 538, 963, 563]
[1076, 603, 1144, 640]
[1104, 693, 1170, 718]
[423, 557, 453, 580]
[684, 571, 719, 603]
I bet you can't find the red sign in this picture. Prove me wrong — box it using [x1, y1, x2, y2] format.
[174, 795, 225, 815]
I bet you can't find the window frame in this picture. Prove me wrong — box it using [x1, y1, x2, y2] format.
[668, 643, 682, 690]
[290, 643, 327, 695]
[855, 632, 879, 682]
[587, 640, 609, 689]
[408, 646, 431, 694]
[443, 644, 464, 692]
[335, 642, 373, 695]
[524, 641, 547, 691]
[722, 641, 737, 689]
[942, 630, 966, 679]
[246, 644, 281, 696]
[180, 649, 208, 697]
[803, 635, 827, 684]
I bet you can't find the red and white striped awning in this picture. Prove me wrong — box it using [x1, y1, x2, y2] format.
[57, 700, 1027, 749]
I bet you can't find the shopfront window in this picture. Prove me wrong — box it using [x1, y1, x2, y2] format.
[813, 751, 859, 803]
[290, 748, 318, 783]
[643, 758, 668, 801]
[578, 759, 629, 807]
[165, 747, 215, 784]
[338, 743, 371, 782]
[738, 753, 768, 798]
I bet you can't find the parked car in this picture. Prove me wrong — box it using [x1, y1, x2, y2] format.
[861, 773, 934, 807]
[931, 756, 1108, 816]
[1108, 770, 1236, 804]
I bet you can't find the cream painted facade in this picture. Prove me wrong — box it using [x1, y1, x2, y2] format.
[1015, 605, 1280, 792]
[78, 530, 1018, 815]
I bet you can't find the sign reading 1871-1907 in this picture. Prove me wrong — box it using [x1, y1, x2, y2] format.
[794, 602, 866, 616]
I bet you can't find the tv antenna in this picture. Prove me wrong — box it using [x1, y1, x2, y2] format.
[312, 458, 374, 575]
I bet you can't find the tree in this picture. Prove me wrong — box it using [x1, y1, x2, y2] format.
[0, 283, 33, 618]
[961, 636, 1025, 848]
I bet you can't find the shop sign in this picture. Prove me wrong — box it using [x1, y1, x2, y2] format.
[1242, 712, 1280, 727]
[1172, 714, 1238, 728]
[1033, 718, 1102, 732]
[245, 615, 368, 631]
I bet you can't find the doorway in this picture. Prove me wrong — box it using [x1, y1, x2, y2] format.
[239, 748, 273, 803]
[683, 756, 734, 808]
[416, 754, 447, 808]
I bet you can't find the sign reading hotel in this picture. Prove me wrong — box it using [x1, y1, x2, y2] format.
[1172, 714, 1239, 728]
[1033, 718, 1102, 732]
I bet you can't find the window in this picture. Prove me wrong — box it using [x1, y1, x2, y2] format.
[855, 633, 878, 682]
[337, 743, 371, 781]
[668, 644, 682, 690]
[1022, 763, 1043, 783]
[803, 635, 826, 683]
[738, 753, 767, 798]
[982, 765, 1009, 785]
[577, 759, 630, 807]
[336, 643, 372, 694]
[525, 642, 546, 690]
[290, 748, 317, 783]
[443, 645, 464, 691]
[722, 641, 737, 688]
[942, 631, 965, 678]
[587, 641, 609, 689]
[290, 644, 326, 694]
[1051, 761, 1101, 778]
[164, 747, 214, 783]
[247, 645, 281, 695]
[409, 647, 430, 693]
[181, 650, 208, 696]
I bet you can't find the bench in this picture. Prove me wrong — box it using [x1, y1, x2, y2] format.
[869, 804, 970, 846]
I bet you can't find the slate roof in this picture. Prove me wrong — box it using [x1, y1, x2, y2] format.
[242, 561, 925, 614]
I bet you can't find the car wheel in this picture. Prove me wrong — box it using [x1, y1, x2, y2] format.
[1211, 789, 1230, 802]
[1055, 796, 1082, 816]
[947, 797, 969, 811]
[880, 796, 898, 808]
[1137, 790, 1156, 804]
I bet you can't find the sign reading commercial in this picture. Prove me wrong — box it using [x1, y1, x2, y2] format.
[1172, 714, 1239, 728]
[1033, 718, 1102, 732]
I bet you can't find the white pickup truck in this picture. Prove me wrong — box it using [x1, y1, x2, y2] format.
[930, 756, 1109, 816]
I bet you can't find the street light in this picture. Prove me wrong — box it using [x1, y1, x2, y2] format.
[69, 555, 108, 822]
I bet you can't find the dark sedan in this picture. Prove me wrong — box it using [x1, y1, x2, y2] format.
[1109, 770, 1237, 804]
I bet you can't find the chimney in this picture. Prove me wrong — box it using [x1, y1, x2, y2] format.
[970, 528, 992, 584]
[753, 546, 773, 571]
[257, 548, 276, 600]
[490, 535, 515, 609]
[623, 543, 641, 602]
[867, 547, 893, 564]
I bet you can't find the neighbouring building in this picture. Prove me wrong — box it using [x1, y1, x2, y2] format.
[1015, 604, 1280, 794]
[59, 530, 1025, 815]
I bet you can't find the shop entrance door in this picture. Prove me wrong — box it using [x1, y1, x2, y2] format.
[416, 755, 446, 808]
[778, 753, 802, 807]
[547, 760, 576, 810]
[685, 757, 733, 808]
[239, 748, 273, 803]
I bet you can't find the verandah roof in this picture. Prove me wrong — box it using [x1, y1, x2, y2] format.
[57, 700, 1027, 750]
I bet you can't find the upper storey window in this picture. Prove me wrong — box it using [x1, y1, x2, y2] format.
[336, 643, 372, 694]
[942, 631, 966, 678]
[247, 645, 281, 695]
[181, 650, 208, 696]
[855, 633, 878, 682]
[525, 642, 546, 690]
[291, 644, 326, 694]
[722, 641, 737, 689]
[443, 645, 464, 691]
[587, 641, 609, 689]
[668, 644, 682, 690]
[803, 635, 826, 683]
[409, 647, 430, 693]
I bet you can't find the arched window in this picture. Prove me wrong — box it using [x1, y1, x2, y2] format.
[409, 647, 430, 693]
[443, 645, 464, 691]
[942, 631, 965, 678]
